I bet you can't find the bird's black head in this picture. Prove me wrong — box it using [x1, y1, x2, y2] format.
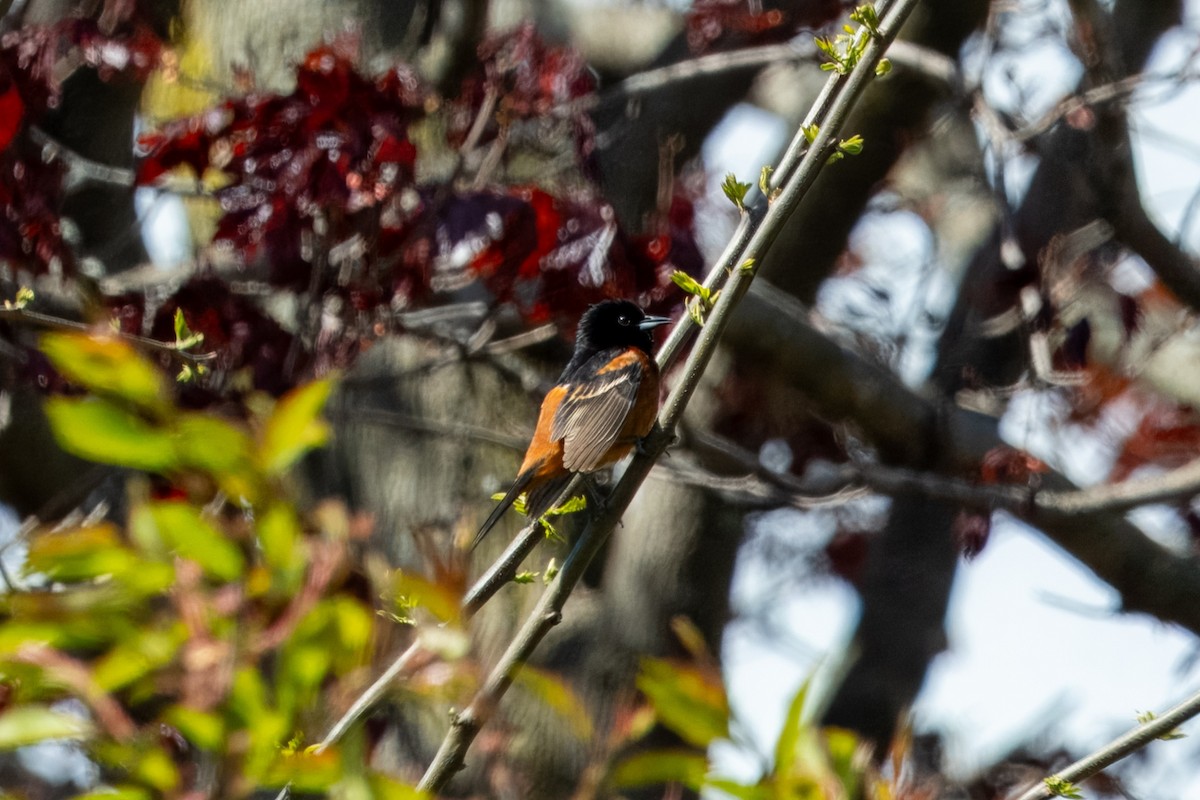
[573, 300, 671, 359]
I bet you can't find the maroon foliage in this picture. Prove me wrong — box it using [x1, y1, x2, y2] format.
[953, 510, 991, 560]
[686, 0, 846, 54]
[447, 23, 596, 160]
[0, 18, 162, 275]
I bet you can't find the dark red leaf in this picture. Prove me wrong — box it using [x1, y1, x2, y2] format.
[954, 511, 991, 560]
[979, 446, 1048, 485]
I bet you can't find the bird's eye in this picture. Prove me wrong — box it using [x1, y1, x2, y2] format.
[617, 315, 631, 326]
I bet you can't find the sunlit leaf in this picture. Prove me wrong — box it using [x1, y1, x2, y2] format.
[95, 741, 180, 793]
[705, 777, 773, 800]
[44, 397, 177, 472]
[392, 570, 462, 626]
[637, 658, 729, 748]
[174, 412, 260, 499]
[72, 786, 153, 800]
[163, 705, 225, 751]
[260, 378, 336, 475]
[263, 746, 343, 791]
[257, 502, 306, 585]
[825, 727, 864, 796]
[132, 501, 244, 581]
[774, 677, 812, 780]
[0, 705, 92, 749]
[41, 332, 170, 416]
[514, 666, 594, 741]
[609, 749, 708, 791]
[92, 624, 187, 692]
[24, 523, 137, 582]
[366, 773, 431, 800]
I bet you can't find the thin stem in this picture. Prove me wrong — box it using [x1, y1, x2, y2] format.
[1013, 686, 1200, 800]
[0, 307, 217, 365]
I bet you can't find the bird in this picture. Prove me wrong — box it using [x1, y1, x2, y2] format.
[471, 299, 672, 550]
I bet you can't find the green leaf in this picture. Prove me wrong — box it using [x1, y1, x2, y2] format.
[0, 705, 93, 749]
[366, 773, 431, 800]
[849, 3, 881, 35]
[758, 166, 775, 199]
[4, 286, 34, 309]
[513, 571, 538, 583]
[720, 173, 752, 212]
[92, 624, 187, 692]
[671, 270, 706, 299]
[24, 523, 137, 582]
[41, 332, 170, 416]
[705, 778, 773, 800]
[72, 786, 153, 800]
[637, 658, 729, 748]
[163, 705, 225, 751]
[264, 747, 343, 792]
[774, 677, 812, 780]
[132, 501, 245, 581]
[514, 666, 594, 741]
[1136, 710, 1187, 740]
[257, 502, 305, 580]
[94, 741, 180, 793]
[44, 397, 178, 472]
[172, 308, 204, 350]
[874, 57, 892, 76]
[838, 135, 865, 156]
[802, 124, 820, 144]
[260, 378, 336, 475]
[174, 412, 260, 500]
[610, 749, 708, 791]
[1044, 776, 1083, 798]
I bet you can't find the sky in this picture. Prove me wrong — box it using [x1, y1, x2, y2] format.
[703, 2, 1200, 796]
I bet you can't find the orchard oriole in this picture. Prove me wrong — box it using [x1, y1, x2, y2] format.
[471, 300, 672, 550]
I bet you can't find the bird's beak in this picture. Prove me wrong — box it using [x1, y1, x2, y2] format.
[638, 315, 672, 331]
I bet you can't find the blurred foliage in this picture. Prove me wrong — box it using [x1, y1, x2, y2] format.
[602, 623, 932, 800]
[0, 331, 426, 798]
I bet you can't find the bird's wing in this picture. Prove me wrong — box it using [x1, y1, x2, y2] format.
[551, 348, 646, 472]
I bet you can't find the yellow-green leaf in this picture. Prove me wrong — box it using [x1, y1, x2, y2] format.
[44, 397, 177, 472]
[366, 773, 431, 800]
[93, 624, 187, 692]
[163, 705, 225, 751]
[637, 658, 729, 748]
[132, 501, 244, 581]
[609, 749, 708, 791]
[260, 378, 335, 475]
[0, 705, 93, 749]
[514, 666, 594, 741]
[263, 747, 343, 791]
[41, 332, 170, 416]
[24, 523, 137, 582]
[72, 786, 153, 800]
[174, 412, 260, 499]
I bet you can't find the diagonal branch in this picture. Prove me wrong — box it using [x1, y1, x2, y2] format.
[416, 0, 922, 791]
[1013, 684, 1200, 800]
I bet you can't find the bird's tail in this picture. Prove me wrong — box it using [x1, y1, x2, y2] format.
[471, 471, 535, 551]
[470, 471, 571, 551]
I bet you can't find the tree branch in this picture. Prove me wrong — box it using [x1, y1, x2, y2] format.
[416, 0, 922, 791]
[1013, 685, 1200, 800]
[727, 283, 1200, 634]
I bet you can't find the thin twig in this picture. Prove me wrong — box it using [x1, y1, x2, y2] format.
[1012, 685, 1200, 800]
[417, 0, 920, 791]
[0, 306, 217, 365]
